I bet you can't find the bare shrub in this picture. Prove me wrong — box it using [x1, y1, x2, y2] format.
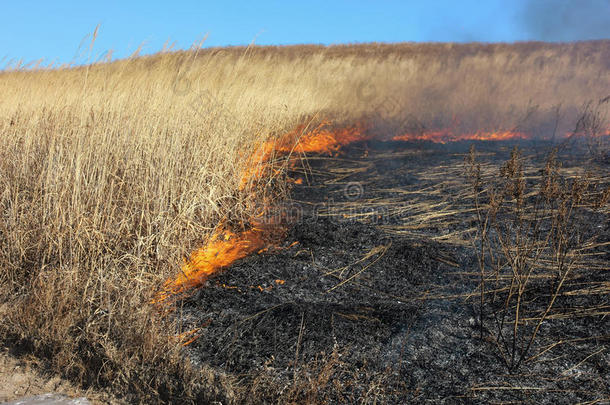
[465, 146, 609, 371]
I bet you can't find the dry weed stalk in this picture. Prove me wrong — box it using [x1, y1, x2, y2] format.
[465, 146, 608, 371]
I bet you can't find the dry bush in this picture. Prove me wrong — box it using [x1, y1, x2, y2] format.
[465, 146, 609, 371]
[570, 97, 610, 161]
[0, 41, 609, 402]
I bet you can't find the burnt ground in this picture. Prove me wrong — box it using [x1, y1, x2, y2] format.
[176, 141, 609, 404]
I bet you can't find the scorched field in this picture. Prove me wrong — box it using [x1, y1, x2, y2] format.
[0, 41, 609, 404]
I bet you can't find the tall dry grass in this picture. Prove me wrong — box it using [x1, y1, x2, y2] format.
[0, 41, 609, 402]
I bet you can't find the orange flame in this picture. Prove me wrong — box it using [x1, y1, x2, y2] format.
[240, 123, 367, 190]
[155, 226, 267, 303]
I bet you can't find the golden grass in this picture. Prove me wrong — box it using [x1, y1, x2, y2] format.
[0, 41, 609, 402]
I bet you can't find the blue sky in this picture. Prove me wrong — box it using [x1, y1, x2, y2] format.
[1, 0, 609, 67]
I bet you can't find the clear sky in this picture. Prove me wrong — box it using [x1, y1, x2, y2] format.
[1, 0, 609, 67]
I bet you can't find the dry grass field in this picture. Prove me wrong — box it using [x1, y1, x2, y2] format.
[0, 41, 608, 403]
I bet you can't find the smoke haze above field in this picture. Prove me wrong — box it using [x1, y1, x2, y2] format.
[518, 0, 610, 41]
[421, 0, 610, 42]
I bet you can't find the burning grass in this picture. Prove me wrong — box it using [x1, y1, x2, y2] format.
[0, 41, 609, 403]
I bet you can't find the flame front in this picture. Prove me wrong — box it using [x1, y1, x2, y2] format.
[240, 123, 367, 190]
[155, 227, 267, 303]
[156, 123, 368, 303]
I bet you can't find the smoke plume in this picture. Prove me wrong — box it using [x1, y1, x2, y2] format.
[519, 0, 610, 41]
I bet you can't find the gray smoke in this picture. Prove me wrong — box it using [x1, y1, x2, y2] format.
[519, 0, 610, 41]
